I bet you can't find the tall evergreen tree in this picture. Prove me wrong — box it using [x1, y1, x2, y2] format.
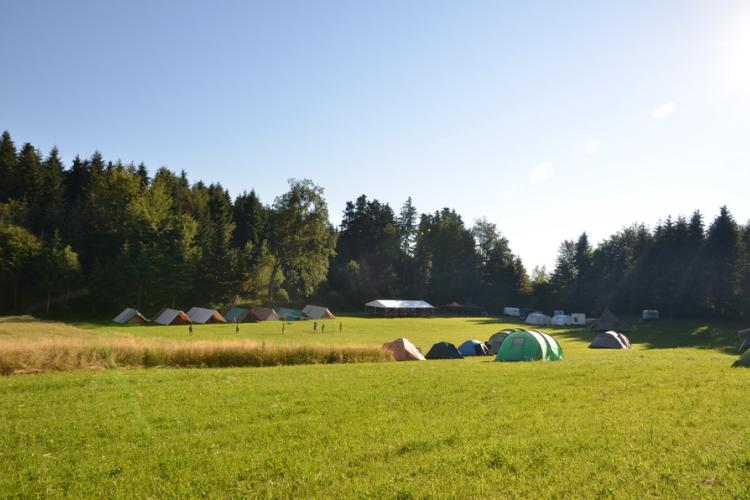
[0, 131, 18, 201]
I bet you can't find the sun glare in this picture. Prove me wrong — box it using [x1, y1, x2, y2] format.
[727, 10, 750, 88]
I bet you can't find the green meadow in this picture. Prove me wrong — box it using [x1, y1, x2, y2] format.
[1, 315, 749, 498]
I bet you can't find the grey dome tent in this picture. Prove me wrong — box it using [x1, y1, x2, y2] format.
[739, 338, 750, 354]
[487, 329, 517, 354]
[589, 331, 631, 349]
[425, 341, 464, 360]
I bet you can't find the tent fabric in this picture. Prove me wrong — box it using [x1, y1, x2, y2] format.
[495, 330, 563, 362]
[737, 328, 750, 339]
[487, 330, 517, 354]
[551, 314, 573, 326]
[382, 338, 426, 361]
[739, 338, 750, 354]
[224, 307, 251, 323]
[113, 308, 147, 324]
[365, 299, 435, 309]
[642, 309, 660, 320]
[733, 351, 750, 367]
[276, 307, 306, 321]
[525, 312, 552, 326]
[571, 313, 586, 325]
[250, 306, 280, 321]
[187, 307, 226, 324]
[302, 304, 336, 319]
[458, 339, 491, 356]
[591, 308, 628, 332]
[589, 330, 631, 349]
[425, 342, 464, 360]
[153, 308, 191, 326]
[503, 307, 520, 317]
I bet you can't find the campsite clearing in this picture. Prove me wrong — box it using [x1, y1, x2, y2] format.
[0, 315, 748, 497]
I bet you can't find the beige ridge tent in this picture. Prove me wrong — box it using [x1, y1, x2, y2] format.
[187, 307, 226, 324]
[382, 338, 426, 361]
[153, 308, 191, 326]
[250, 306, 281, 321]
[302, 304, 336, 319]
[113, 307, 147, 324]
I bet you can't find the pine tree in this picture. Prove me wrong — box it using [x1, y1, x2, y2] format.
[0, 131, 18, 201]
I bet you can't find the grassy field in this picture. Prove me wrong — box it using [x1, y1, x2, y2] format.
[1, 315, 749, 497]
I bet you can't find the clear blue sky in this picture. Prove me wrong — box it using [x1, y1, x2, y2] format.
[2, 1, 749, 270]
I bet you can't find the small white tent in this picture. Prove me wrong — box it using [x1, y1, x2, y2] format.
[642, 309, 659, 320]
[525, 312, 552, 326]
[571, 313, 586, 325]
[551, 314, 573, 326]
[503, 307, 520, 317]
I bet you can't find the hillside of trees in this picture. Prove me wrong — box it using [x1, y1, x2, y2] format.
[1, 130, 749, 318]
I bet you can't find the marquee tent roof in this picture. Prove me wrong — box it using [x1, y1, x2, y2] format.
[113, 307, 147, 324]
[153, 308, 191, 326]
[365, 299, 435, 309]
[187, 307, 226, 324]
[302, 305, 336, 319]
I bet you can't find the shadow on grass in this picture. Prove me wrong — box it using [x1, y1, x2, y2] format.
[467, 316, 743, 354]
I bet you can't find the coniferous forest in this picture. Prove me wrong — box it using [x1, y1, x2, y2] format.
[1, 130, 748, 318]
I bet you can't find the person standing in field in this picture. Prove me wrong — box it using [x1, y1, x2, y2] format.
[339, 322, 342, 333]
[235, 321, 239, 334]
[314, 321, 317, 332]
[322, 323, 325, 333]
[189, 322, 193, 335]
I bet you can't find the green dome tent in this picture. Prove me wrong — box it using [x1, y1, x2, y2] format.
[495, 330, 563, 362]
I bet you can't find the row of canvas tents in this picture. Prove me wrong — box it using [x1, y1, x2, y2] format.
[113, 304, 335, 325]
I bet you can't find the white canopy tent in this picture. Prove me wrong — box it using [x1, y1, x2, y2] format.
[551, 314, 573, 326]
[365, 299, 435, 317]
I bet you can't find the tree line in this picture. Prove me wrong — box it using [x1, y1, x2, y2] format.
[1, 130, 748, 318]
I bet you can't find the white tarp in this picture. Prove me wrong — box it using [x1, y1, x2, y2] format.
[551, 314, 573, 326]
[365, 299, 435, 309]
[571, 313, 586, 325]
[503, 307, 520, 317]
[525, 312, 552, 326]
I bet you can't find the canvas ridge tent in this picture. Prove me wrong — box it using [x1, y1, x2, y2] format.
[526, 312, 552, 326]
[187, 307, 226, 324]
[382, 338, 426, 361]
[224, 307, 251, 323]
[113, 307, 147, 324]
[302, 304, 336, 319]
[250, 306, 280, 321]
[495, 330, 563, 362]
[153, 308, 191, 326]
[591, 308, 628, 332]
[458, 339, 492, 356]
[276, 307, 306, 321]
[589, 331, 631, 349]
[425, 341, 464, 359]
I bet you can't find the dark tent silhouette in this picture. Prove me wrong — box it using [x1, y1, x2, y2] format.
[425, 341, 464, 360]
[591, 308, 628, 332]
[458, 339, 492, 356]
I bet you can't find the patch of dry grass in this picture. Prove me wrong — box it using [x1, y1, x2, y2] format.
[0, 337, 393, 375]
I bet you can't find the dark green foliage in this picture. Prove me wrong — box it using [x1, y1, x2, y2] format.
[1, 129, 749, 319]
